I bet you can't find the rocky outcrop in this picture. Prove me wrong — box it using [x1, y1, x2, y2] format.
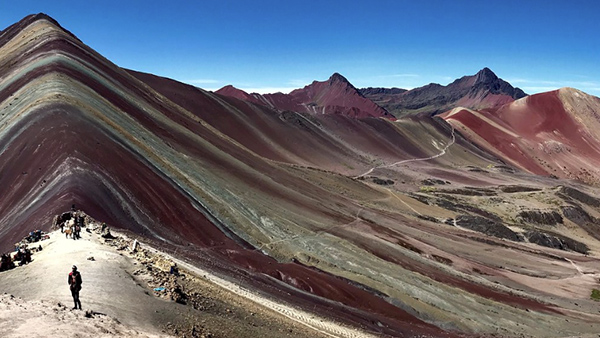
[499, 185, 542, 193]
[455, 215, 521, 242]
[410, 194, 502, 221]
[372, 177, 394, 186]
[525, 230, 589, 254]
[492, 165, 517, 174]
[561, 205, 600, 241]
[421, 178, 450, 186]
[558, 186, 600, 207]
[561, 205, 594, 225]
[517, 210, 563, 225]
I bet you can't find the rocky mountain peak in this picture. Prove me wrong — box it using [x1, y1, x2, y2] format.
[328, 72, 351, 85]
[474, 67, 499, 84]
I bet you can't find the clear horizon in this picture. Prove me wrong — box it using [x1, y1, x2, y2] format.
[1, 1, 599, 96]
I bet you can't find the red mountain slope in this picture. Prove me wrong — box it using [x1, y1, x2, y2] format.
[217, 73, 391, 118]
[214, 84, 265, 105]
[443, 88, 600, 184]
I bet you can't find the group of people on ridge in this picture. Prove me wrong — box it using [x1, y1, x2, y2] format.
[57, 210, 85, 240]
[1, 206, 87, 310]
[0, 228, 48, 271]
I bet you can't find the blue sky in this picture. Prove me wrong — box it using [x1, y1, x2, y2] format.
[1, 1, 600, 95]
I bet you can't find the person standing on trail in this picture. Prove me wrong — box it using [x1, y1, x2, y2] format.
[68, 265, 82, 310]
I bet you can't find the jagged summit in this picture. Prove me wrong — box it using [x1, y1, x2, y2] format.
[360, 67, 527, 117]
[474, 67, 499, 84]
[469, 67, 526, 99]
[327, 72, 350, 84]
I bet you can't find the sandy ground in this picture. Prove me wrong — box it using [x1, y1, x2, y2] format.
[0, 228, 371, 338]
[0, 294, 166, 338]
[0, 230, 178, 337]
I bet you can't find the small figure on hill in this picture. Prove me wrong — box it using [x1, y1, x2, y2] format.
[68, 265, 83, 310]
[170, 263, 179, 276]
[0, 253, 14, 271]
[74, 224, 81, 240]
[17, 247, 31, 266]
[24, 248, 31, 264]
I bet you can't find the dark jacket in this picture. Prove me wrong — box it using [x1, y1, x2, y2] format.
[68, 271, 82, 291]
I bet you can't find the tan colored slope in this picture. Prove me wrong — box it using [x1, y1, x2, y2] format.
[0, 294, 167, 338]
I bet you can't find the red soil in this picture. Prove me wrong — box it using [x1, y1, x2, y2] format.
[215, 74, 390, 119]
[444, 91, 600, 181]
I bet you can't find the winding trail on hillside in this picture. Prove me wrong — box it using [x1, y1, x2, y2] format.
[354, 125, 456, 179]
[565, 258, 584, 275]
[388, 189, 423, 216]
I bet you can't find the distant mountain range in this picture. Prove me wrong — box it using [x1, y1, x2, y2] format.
[217, 67, 527, 118]
[360, 67, 527, 117]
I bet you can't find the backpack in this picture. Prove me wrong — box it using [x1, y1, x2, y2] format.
[70, 272, 80, 290]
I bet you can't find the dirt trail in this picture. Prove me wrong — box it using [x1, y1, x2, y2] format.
[565, 258, 584, 275]
[355, 125, 456, 178]
[0, 230, 176, 337]
[0, 294, 166, 338]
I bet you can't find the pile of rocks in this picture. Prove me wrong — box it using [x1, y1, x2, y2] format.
[83, 221, 225, 337]
[97, 230, 190, 305]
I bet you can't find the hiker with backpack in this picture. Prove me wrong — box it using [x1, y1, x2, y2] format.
[68, 265, 83, 310]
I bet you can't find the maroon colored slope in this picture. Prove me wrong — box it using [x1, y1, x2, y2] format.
[443, 89, 600, 184]
[217, 73, 391, 119]
[214, 84, 265, 106]
[131, 69, 489, 176]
